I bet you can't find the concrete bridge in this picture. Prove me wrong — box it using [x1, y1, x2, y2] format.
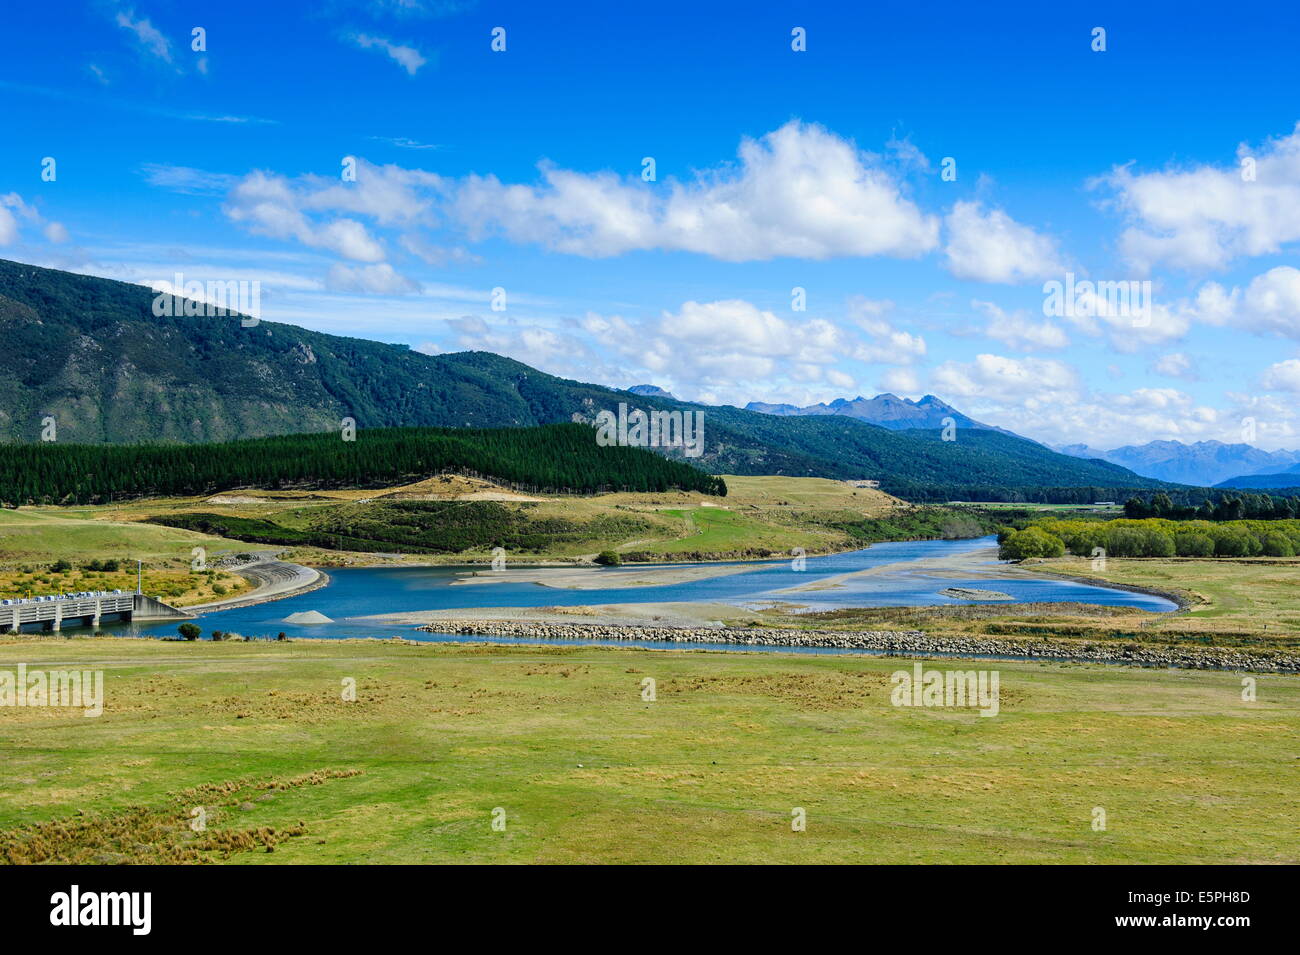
[3, 593, 193, 633]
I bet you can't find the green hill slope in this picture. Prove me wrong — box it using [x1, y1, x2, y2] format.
[0, 424, 726, 505]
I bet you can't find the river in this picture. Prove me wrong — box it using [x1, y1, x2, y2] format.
[119, 536, 1176, 645]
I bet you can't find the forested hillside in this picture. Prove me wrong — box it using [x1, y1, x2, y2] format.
[0, 424, 727, 505]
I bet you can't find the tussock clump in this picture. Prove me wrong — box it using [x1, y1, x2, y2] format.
[663, 671, 889, 710]
[0, 768, 361, 865]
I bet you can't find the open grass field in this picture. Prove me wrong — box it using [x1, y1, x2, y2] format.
[1, 636, 1295, 864]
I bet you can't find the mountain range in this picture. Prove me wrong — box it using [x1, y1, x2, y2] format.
[744, 393, 1001, 432]
[0, 257, 1168, 498]
[1216, 461, 1300, 490]
[1058, 440, 1300, 488]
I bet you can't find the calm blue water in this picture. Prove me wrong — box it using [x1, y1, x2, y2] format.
[114, 536, 1175, 644]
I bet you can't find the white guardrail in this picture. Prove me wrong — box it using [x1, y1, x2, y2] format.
[2, 592, 137, 630]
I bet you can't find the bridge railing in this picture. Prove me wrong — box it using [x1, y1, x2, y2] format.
[3, 594, 137, 627]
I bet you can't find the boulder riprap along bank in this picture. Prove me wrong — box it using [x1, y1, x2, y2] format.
[415, 620, 1300, 672]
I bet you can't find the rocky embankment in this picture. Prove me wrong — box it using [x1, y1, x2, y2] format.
[417, 619, 1300, 673]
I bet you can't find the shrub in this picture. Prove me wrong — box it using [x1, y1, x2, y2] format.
[1261, 531, 1295, 557]
[178, 623, 201, 641]
[1174, 530, 1214, 557]
[999, 527, 1065, 560]
[593, 550, 622, 566]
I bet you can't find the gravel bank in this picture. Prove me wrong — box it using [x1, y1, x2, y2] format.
[187, 557, 328, 614]
[416, 619, 1300, 672]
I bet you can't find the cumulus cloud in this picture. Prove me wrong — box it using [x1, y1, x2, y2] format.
[1195, 266, 1300, 339]
[924, 354, 1255, 448]
[931, 353, 1081, 406]
[971, 299, 1068, 351]
[1262, 359, 1300, 393]
[436, 313, 615, 384]
[1051, 280, 1197, 352]
[848, 297, 927, 363]
[349, 33, 428, 75]
[224, 170, 391, 262]
[450, 121, 940, 261]
[1152, 351, 1196, 380]
[1099, 123, 1300, 272]
[170, 126, 945, 273]
[570, 295, 924, 406]
[943, 201, 1065, 283]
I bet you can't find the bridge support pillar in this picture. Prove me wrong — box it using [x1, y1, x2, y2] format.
[92, 597, 101, 628]
[52, 603, 61, 632]
[9, 608, 17, 633]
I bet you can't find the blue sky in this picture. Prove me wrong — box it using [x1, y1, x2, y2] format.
[4, 1, 1300, 449]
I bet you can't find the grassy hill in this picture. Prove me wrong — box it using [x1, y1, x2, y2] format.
[0, 257, 1164, 499]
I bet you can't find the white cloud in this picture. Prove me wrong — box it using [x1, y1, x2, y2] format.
[923, 355, 1258, 449]
[1100, 123, 1300, 272]
[1056, 282, 1195, 352]
[0, 205, 17, 245]
[568, 295, 923, 406]
[398, 233, 480, 266]
[327, 262, 419, 294]
[972, 299, 1068, 351]
[879, 367, 920, 395]
[350, 33, 428, 75]
[943, 201, 1065, 283]
[1262, 359, 1300, 393]
[115, 9, 174, 63]
[826, 368, 856, 390]
[176, 126, 943, 273]
[224, 171, 388, 262]
[1195, 266, 1300, 339]
[142, 163, 240, 196]
[450, 121, 940, 261]
[931, 353, 1081, 406]
[1152, 351, 1196, 380]
[0, 193, 67, 247]
[848, 297, 927, 363]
